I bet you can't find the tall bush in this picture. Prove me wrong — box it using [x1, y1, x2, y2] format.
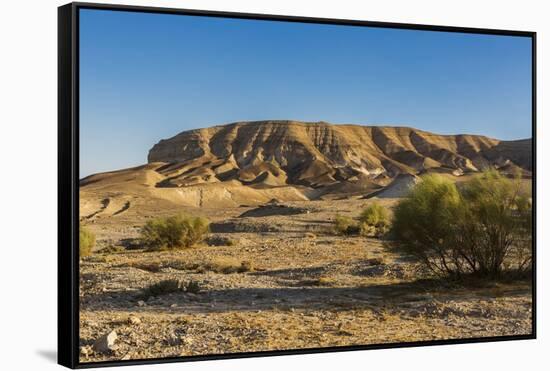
[391, 171, 531, 278]
[459, 171, 532, 276]
[391, 174, 464, 276]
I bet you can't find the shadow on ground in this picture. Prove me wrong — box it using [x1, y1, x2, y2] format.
[80, 271, 531, 316]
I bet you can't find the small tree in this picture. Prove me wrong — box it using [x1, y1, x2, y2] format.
[359, 203, 390, 237]
[141, 214, 210, 250]
[391, 172, 532, 278]
[80, 226, 95, 257]
[458, 170, 532, 276]
[391, 174, 464, 276]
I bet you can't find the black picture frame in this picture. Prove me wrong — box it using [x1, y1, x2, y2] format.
[58, 2, 537, 368]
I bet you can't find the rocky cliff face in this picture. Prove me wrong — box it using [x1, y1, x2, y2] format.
[147, 120, 531, 189]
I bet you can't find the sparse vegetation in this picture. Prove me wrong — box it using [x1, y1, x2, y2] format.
[206, 235, 236, 246]
[333, 215, 359, 235]
[359, 203, 390, 237]
[141, 279, 184, 297]
[80, 226, 95, 257]
[140, 279, 202, 298]
[391, 171, 532, 278]
[239, 260, 253, 272]
[119, 256, 254, 275]
[140, 214, 210, 250]
[203, 257, 254, 274]
[460, 171, 532, 276]
[98, 245, 126, 254]
[125, 261, 163, 273]
[315, 276, 336, 286]
[332, 205, 390, 238]
[183, 280, 202, 294]
[84, 255, 114, 263]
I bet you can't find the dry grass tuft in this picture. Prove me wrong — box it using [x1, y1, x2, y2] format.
[203, 257, 254, 274]
[140, 279, 203, 298]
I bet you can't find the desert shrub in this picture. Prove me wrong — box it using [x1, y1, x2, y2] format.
[391, 174, 463, 277]
[459, 170, 532, 276]
[139, 277, 203, 298]
[183, 280, 202, 294]
[239, 260, 253, 272]
[359, 203, 390, 237]
[155, 258, 253, 274]
[125, 261, 163, 273]
[206, 235, 236, 246]
[333, 215, 359, 235]
[79, 226, 95, 257]
[140, 279, 203, 297]
[85, 255, 113, 263]
[391, 172, 532, 278]
[98, 245, 126, 254]
[203, 257, 254, 274]
[140, 214, 210, 250]
[141, 279, 183, 297]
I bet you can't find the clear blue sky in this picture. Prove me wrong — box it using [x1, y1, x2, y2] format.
[79, 8, 532, 178]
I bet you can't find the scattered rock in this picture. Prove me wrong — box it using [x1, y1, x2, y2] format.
[137, 300, 146, 307]
[93, 330, 118, 353]
[128, 315, 141, 325]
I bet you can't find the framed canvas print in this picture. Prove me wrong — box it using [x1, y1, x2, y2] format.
[58, 2, 536, 368]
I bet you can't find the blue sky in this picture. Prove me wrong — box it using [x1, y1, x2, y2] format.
[79, 9, 532, 177]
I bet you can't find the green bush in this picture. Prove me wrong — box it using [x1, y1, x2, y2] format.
[333, 215, 359, 235]
[140, 214, 210, 250]
[459, 170, 532, 276]
[391, 172, 532, 278]
[359, 203, 390, 237]
[79, 226, 95, 257]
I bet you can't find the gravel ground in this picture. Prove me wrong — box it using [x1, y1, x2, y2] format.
[79, 199, 533, 363]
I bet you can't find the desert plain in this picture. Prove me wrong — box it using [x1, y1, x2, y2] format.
[78, 121, 533, 362]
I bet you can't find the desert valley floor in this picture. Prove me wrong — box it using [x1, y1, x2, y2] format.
[79, 197, 532, 362]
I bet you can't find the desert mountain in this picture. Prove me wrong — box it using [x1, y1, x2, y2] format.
[80, 120, 531, 214]
[148, 120, 531, 186]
